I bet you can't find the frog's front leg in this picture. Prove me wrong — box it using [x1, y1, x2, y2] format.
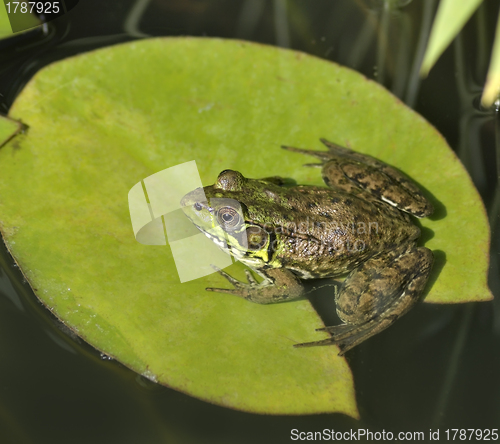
[207, 266, 304, 304]
[295, 243, 433, 355]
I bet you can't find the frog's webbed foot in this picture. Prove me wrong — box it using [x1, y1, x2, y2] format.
[294, 323, 369, 355]
[294, 319, 398, 356]
[206, 265, 304, 304]
[282, 139, 434, 218]
[295, 244, 434, 355]
[206, 265, 256, 294]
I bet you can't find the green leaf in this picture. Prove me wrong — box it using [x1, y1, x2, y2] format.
[482, 9, 500, 106]
[0, 38, 492, 416]
[421, 0, 483, 76]
[0, 2, 12, 37]
[0, 2, 41, 37]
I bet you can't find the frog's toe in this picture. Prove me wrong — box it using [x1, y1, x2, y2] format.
[206, 286, 244, 296]
[207, 264, 243, 286]
[293, 335, 360, 356]
[206, 281, 251, 298]
[207, 265, 261, 300]
[281, 144, 332, 162]
[208, 265, 259, 287]
[295, 323, 369, 355]
[316, 324, 355, 334]
[294, 324, 354, 347]
[244, 269, 258, 285]
[293, 338, 337, 348]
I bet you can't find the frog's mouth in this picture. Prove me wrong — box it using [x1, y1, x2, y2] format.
[197, 225, 232, 252]
[182, 193, 276, 263]
[194, 224, 245, 258]
[194, 220, 276, 265]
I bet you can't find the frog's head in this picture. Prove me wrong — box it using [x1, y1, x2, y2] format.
[181, 170, 275, 263]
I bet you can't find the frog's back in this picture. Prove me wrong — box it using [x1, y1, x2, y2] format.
[266, 187, 420, 279]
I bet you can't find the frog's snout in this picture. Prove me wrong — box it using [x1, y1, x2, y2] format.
[180, 187, 205, 208]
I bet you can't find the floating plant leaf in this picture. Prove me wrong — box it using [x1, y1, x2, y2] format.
[421, 0, 482, 76]
[0, 114, 22, 145]
[482, 9, 500, 106]
[0, 3, 11, 37]
[0, 3, 40, 37]
[420, 0, 500, 106]
[0, 38, 492, 417]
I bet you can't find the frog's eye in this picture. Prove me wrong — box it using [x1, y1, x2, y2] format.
[215, 170, 245, 191]
[245, 226, 268, 250]
[216, 206, 241, 231]
[193, 202, 203, 211]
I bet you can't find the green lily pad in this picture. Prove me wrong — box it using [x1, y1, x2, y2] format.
[0, 3, 40, 37]
[0, 3, 12, 37]
[0, 38, 492, 416]
[0, 114, 22, 145]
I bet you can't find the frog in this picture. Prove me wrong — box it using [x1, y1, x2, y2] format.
[180, 139, 434, 355]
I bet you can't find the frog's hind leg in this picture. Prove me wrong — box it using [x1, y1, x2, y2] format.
[294, 244, 433, 355]
[282, 139, 433, 218]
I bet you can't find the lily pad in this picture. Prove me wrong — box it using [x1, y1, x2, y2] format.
[0, 114, 22, 145]
[0, 3, 12, 37]
[0, 3, 40, 37]
[0, 38, 492, 416]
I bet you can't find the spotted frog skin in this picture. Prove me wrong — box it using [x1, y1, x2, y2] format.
[181, 139, 434, 354]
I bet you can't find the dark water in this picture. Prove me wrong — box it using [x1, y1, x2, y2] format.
[0, 1, 499, 443]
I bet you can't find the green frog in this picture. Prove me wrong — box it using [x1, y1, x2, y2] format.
[181, 139, 434, 355]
